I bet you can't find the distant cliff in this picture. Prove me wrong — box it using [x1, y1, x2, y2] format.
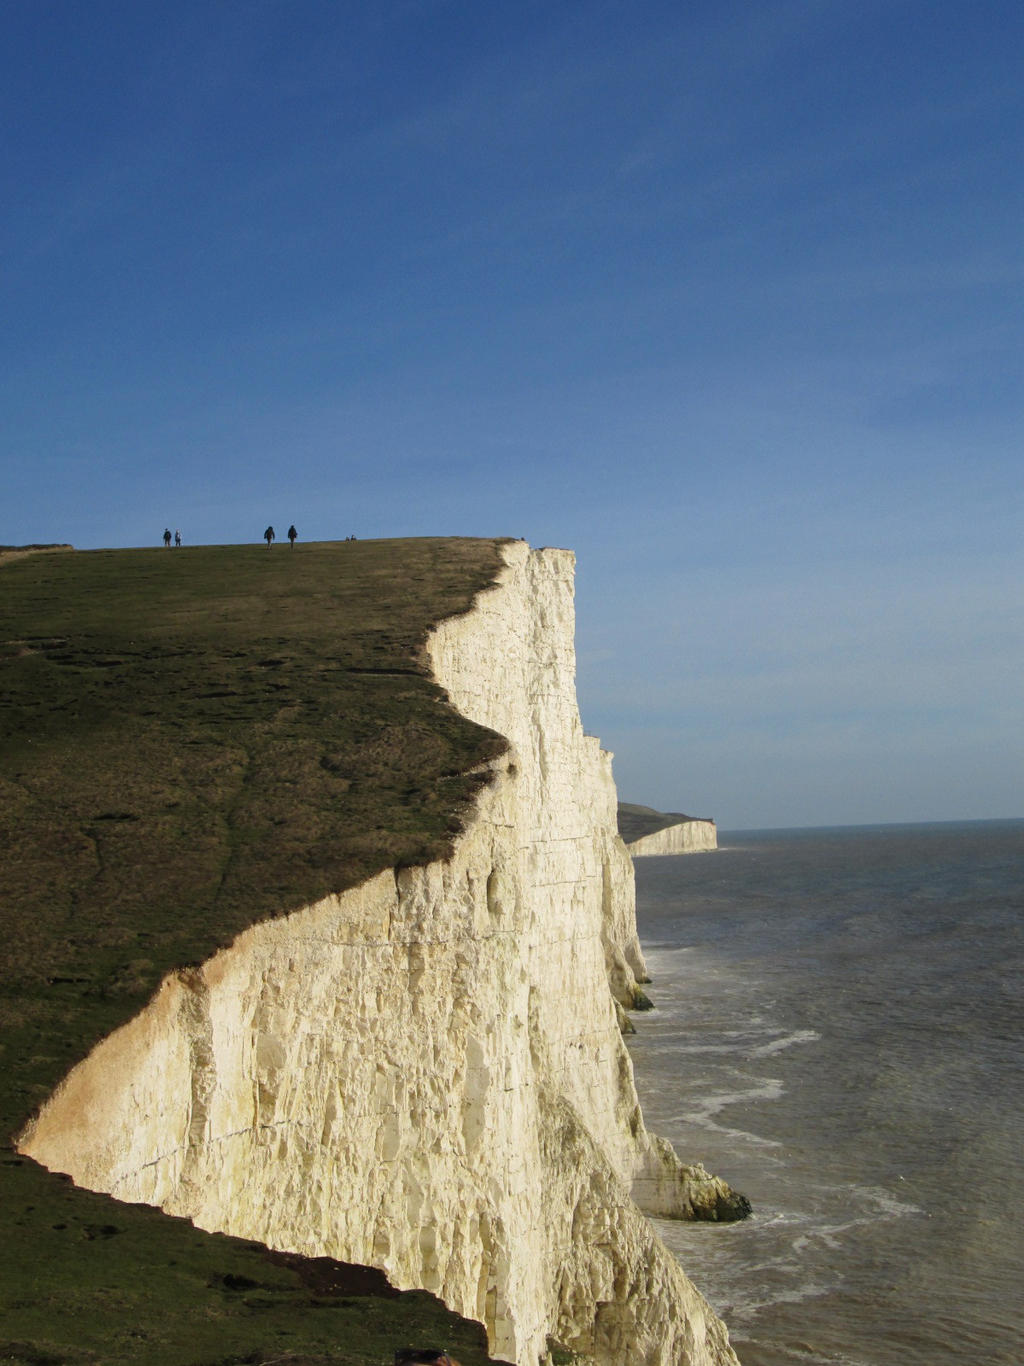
[20, 543, 744, 1366]
[618, 803, 718, 856]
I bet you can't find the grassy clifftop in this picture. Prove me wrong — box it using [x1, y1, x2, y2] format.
[616, 802, 709, 844]
[0, 538, 511, 1366]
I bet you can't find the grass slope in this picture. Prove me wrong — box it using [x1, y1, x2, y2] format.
[0, 539, 510, 1366]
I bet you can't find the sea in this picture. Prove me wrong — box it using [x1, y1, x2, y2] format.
[626, 820, 1024, 1366]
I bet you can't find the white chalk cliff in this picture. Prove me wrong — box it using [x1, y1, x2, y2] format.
[627, 821, 718, 857]
[19, 542, 743, 1366]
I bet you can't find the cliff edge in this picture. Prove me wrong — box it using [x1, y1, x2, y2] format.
[618, 805, 718, 857]
[17, 541, 745, 1366]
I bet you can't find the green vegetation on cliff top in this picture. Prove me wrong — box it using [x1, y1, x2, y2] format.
[0, 538, 511, 1366]
[616, 802, 711, 845]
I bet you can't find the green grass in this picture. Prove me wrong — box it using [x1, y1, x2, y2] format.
[0, 539, 511, 1366]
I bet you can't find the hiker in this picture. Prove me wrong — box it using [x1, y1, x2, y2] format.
[287, 525, 297, 547]
[163, 528, 172, 548]
[174, 529, 181, 547]
[264, 525, 275, 547]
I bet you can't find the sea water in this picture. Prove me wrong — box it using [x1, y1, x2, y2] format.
[627, 821, 1024, 1366]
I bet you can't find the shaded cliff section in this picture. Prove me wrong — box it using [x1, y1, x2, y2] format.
[618, 803, 718, 856]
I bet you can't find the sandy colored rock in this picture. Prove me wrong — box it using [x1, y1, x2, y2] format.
[627, 821, 718, 856]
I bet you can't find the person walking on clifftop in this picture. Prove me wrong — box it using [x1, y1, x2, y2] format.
[163, 528, 172, 548]
[264, 525, 275, 547]
[287, 524, 297, 547]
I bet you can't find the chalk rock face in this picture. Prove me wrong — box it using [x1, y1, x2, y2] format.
[19, 542, 741, 1366]
[627, 821, 718, 857]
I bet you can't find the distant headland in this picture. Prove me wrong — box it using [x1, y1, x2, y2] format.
[618, 801, 719, 855]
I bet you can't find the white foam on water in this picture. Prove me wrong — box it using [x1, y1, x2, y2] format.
[660, 1173, 928, 1350]
[747, 1028, 821, 1058]
[766, 1346, 880, 1366]
[653, 1211, 838, 1320]
[663, 1074, 787, 1147]
[729, 1278, 835, 1317]
[851, 1184, 924, 1220]
[652, 1040, 762, 1056]
[783, 1181, 924, 1256]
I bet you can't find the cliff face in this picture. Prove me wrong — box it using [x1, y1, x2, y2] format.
[18, 542, 740, 1366]
[627, 822, 718, 857]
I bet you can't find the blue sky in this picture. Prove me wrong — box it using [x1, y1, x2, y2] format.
[3, 0, 1021, 828]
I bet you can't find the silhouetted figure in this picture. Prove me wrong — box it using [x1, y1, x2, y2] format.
[264, 525, 275, 547]
[163, 528, 172, 548]
[287, 525, 297, 547]
[174, 529, 181, 547]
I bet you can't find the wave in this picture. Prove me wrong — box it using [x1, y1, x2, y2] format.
[663, 1074, 787, 1148]
[747, 1028, 821, 1058]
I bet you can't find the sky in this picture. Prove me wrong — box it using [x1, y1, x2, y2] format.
[3, 0, 1021, 829]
